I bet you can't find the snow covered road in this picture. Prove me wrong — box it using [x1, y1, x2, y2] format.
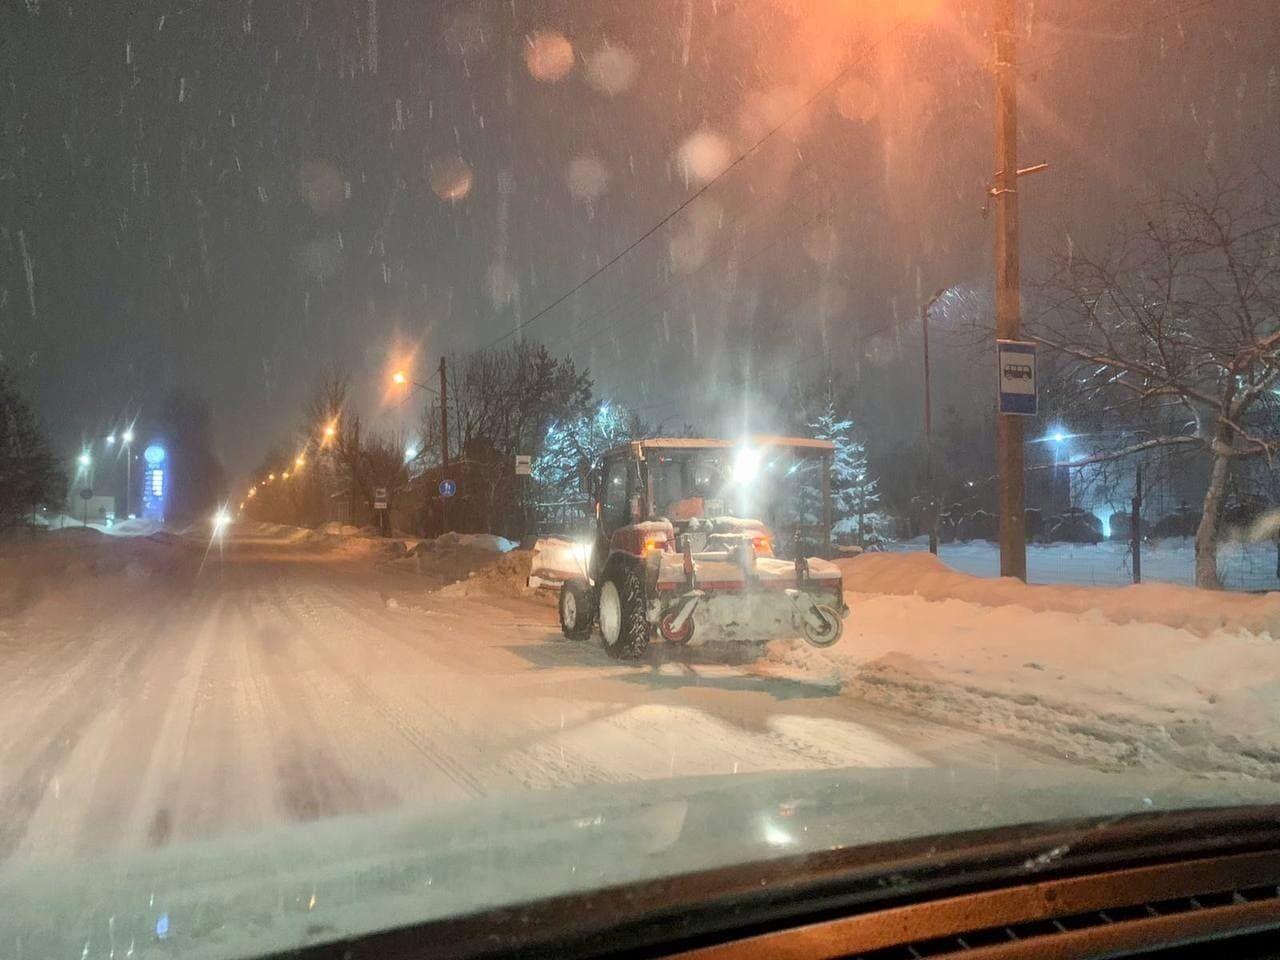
[0, 528, 1049, 866]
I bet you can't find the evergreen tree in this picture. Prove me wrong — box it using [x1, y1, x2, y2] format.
[809, 399, 879, 542]
[0, 366, 66, 530]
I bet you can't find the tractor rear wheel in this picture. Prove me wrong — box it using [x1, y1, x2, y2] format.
[598, 557, 650, 660]
[558, 578, 595, 640]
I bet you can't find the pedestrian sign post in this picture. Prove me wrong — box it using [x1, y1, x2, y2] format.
[373, 487, 388, 510]
[997, 339, 1037, 416]
[514, 454, 532, 476]
[439, 479, 456, 498]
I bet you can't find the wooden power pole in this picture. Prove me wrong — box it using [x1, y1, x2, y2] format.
[439, 355, 450, 534]
[439, 355, 449, 471]
[994, 0, 1026, 580]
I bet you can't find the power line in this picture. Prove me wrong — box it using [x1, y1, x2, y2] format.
[471, 28, 906, 356]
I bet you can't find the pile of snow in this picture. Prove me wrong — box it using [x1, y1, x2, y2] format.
[435, 550, 535, 600]
[318, 521, 364, 536]
[765, 552, 1280, 779]
[528, 537, 591, 589]
[838, 552, 1280, 637]
[0, 527, 189, 620]
[429, 532, 516, 553]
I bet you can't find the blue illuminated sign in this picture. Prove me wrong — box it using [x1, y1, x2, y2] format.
[141, 442, 168, 521]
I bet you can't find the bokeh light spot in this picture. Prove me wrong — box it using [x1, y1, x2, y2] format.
[524, 31, 574, 83]
[566, 156, 608, 200]
[586, 43, 637, 95]
[428, 156, 473, 202]
[676, 129, 732, 185]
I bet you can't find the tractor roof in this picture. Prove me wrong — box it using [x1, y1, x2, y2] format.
[603, 436, 835, 460]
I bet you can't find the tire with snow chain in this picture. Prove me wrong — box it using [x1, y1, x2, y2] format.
[558, 578, 595, 641]
[598, 555, 650, 660]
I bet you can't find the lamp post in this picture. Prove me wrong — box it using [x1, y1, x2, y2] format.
[122, 428, 135, 518]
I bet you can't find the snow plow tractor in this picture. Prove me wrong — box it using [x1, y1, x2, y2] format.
[558, 437, 850, 659]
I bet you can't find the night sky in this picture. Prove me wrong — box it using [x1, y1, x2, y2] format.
[2, 0, 1277, 477]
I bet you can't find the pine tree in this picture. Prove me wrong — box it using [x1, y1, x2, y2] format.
[0, 366, 66, 530]
[809, 399, 879, 543]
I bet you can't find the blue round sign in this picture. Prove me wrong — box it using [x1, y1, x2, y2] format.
[143, 444, 166, 465]
[439, 479, 456, 498]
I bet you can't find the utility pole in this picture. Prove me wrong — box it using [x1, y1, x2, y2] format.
[1131, 462, 1143, 584]
[439, 355, 449, 471]
[922, 289, 945, 555]
[439, 355, 450, 534]
[993, 0, 1026, 580]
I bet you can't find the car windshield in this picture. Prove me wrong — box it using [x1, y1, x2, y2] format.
[4, 0, 1280, 957]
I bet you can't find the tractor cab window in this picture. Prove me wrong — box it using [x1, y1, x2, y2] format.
[601, 458, 630, 531]
[651, 454, 727, 520]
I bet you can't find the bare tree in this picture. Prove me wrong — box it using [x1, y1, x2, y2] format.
[1031, 180, 1280, 588]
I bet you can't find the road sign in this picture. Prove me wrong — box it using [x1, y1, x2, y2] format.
[997, 339, 1037, 416]
[514, 454, 532, 476]
[439, 479, 456, 498]
[373, 487, 388, 510]
[79, 488, 93, 501]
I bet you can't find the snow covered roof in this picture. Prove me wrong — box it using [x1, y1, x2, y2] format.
[605, 436, 835, 459]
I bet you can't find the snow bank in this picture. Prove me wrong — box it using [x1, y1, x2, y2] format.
[435, 550, 534, 600]
[0, 528, 189, 620]
[838, 551, 1280, 638]
[763, 554, 1280, 779]
[431, 532, 515, 553]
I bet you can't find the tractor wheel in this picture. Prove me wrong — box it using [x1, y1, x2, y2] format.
[658, 610, 694, 644]
[558, 578, 595, 641]
[598, 557, 650, 660]
[800, 604, 844, 648]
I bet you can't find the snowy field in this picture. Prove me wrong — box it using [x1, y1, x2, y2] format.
[892, 536, 1280, 592]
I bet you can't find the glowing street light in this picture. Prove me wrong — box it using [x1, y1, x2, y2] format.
[404, 445, 417, 462]
[248, 487, 257, 497]
[282, 471, 290, 480]
[392, 370, 408, 386]
[295, 455, 306, 468]
[122, 428, 134, 444]
[105, 434, 116, 446]
[267, 473, 275, 481]
[77, 452, 91, 468]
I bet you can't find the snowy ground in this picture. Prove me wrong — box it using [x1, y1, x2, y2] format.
[892, 536, 1280, 591]
[767, 552, 1280, 779]
[0, 523, 1047, 868]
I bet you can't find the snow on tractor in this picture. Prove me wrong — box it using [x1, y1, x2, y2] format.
[558, 436, 850, 659]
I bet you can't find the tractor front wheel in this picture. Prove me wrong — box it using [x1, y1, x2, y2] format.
[558, 578, 595, 641]
[598, 557, 650, 660]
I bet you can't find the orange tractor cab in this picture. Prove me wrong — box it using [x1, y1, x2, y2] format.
[558, 437, 850, 659]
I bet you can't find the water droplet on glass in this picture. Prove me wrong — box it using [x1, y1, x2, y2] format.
[523, 31, 574, 83]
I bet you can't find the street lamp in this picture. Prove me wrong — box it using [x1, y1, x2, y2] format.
[121, 428, 135, 518]
[77, 452, 91, 468]
[105, 434, 116, 447]
[295, 455, 306, 468]
[392, 370, 408, 386]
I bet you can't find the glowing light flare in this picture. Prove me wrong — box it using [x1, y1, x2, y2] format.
[105, 435, 116, 446]
[392, 370, 408, 385]
[523, 31, 574, 83]
[77, 452, 91, 468]
[248, 487, 257, 497]
[295, 455, 306, 468]
[121, 429, 134, 444]
[733, 445, 763, 484]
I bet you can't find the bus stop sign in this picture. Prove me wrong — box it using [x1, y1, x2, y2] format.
[997, 339, 1037, 416]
